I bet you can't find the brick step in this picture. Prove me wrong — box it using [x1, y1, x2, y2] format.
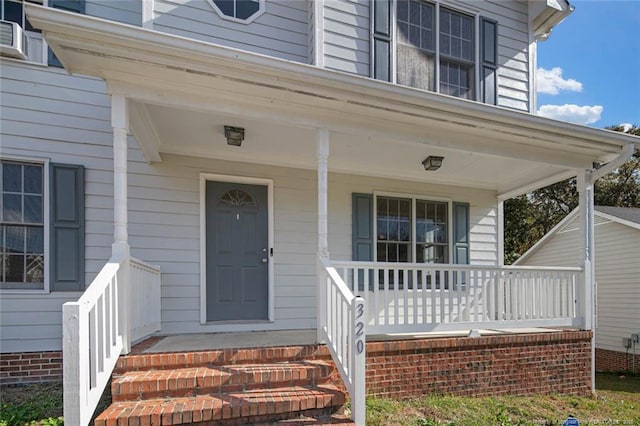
[116, 345, 332, 373]
[94, 385, 346, 426]
[112, 361, 335, 402]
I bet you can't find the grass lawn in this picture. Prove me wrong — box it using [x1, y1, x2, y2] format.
[365, 373, 640, 426]
[0, 373, 637, 425]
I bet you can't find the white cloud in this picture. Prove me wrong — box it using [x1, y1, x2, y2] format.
[536, 67, 583, 95]
[537, 104, 603, 125]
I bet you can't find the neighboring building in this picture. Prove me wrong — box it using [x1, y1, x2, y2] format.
[517, 206, 640, 374]
[1, 0, 638, 424]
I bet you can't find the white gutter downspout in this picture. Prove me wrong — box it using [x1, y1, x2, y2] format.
[582, 142, 636, 393]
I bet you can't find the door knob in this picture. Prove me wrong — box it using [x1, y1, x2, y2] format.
[262, 258, 268, 263]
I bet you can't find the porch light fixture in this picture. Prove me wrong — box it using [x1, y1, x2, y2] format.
[422, 156, 444, 171]
[224, 126, 245, 146]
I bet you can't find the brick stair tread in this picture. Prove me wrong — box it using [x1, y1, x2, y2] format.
[116, 346, 332, 373]
[112, 361, 334, 401]
[95, 385, 346, 426]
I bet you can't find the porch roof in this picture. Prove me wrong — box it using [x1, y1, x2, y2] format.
[26, 5, 637, 196]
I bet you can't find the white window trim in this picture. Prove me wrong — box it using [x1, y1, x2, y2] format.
[373, 191, 453, 264]
[0, 155, 50, 294]
[199, 173, 275, 325]
[383, 0, 481, 100]
[206, 0, 265, 25]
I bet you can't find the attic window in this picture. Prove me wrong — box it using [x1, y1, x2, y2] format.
[207, 0, 264, 24]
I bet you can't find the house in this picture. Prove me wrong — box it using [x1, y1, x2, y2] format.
[516, 206, 640, 374]
[1, 0, 638, 424]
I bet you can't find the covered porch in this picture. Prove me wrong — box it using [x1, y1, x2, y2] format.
[26, 5, 637, 425]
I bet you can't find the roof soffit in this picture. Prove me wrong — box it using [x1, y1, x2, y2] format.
[26, 4, 634, 168]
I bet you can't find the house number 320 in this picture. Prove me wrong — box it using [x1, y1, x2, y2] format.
[354, 301, 365, 354]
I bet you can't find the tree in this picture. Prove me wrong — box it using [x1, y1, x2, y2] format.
[504, 125, 640, 264]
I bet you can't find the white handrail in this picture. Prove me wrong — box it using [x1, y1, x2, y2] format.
[63, 254, 162, 425]
[63, 254, 125, 426]
[331, 261, 582, 335]
[319, 257, 366, 425]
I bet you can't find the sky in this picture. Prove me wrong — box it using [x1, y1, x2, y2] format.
[536, 0, 640, 130]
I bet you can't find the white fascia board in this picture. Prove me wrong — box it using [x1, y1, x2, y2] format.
[594, 211, 640, 231]
[514, 207, 579, 265]
[26, 4, 634, 162]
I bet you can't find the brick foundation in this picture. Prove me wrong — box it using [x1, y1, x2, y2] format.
[595, 347, 640, 373]
[0, 351, 63, 385]
[365, 331, 592, 398]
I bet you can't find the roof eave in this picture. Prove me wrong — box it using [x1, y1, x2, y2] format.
[25, 4, 635, 165]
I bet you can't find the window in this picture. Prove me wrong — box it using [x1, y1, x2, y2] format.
[1, 160, 45, 289]
[376, 195, 449, 264]
[0, 0, 45, 63]
[373, 1, 497, 104]
[207, 0, 264, 23]
[396, 1, 474, 99]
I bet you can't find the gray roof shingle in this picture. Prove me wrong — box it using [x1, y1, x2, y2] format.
[595, 206, 640, 225]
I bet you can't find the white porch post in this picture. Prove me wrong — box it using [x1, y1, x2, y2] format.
[111, 94, 132, 354]
[497, 199, 505, 266]
[316, 128, 329, 342]
[577, 169, 595, 391]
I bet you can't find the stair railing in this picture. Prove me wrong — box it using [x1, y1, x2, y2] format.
[62, 253, 126, 425]
[319, 256, 366, 425]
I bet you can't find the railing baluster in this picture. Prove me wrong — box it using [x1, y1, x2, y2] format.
[393, 268, 399, 326]
[413, 268, 418, 324]
[403, 267, 409, 325]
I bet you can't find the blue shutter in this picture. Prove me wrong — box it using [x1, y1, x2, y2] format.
[452, 202, 470, 264]
[352, 193, 373, 261]
[50, 163, 85, 291]
[372, 0, 391, 81]
[48, 0, 85, 67]
[480, 17, 498, 105]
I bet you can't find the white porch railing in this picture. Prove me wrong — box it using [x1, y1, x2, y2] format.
[63, 255, 161, 425]
[130, 257, 161, 342]
[331, 261, 582, 335]
[319, 257, 366, 425]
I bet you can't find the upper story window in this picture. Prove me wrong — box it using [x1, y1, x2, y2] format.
[207, 0, 265, 24]
[0, 0, 45, 63]
[0, 0, 84, 66]
[373, 0, 497, 104]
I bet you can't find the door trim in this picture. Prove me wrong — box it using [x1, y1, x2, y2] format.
[199, 173, 275, 325]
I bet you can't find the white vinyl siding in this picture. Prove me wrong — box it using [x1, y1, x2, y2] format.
[0, 61, 113, 352]
[85, 0, 141, 26]
[520, 214, 640, 354]
[323, 0, 370, 75]
[152, 0, 309, 63]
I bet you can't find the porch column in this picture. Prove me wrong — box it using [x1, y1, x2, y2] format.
[316, 129, 329, 342]
[576, 170, 595, 330]
[317, 128, 330, 258]
[577, 169, 595, 391]
[111, 94, 132, 353]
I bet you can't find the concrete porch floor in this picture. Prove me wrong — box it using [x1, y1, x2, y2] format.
[136, 327, 564, 353]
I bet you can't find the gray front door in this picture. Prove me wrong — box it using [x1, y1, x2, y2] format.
[206, 181, 269, 321]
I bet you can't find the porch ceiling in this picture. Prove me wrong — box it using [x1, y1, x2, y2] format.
[26, 5, 637, 195]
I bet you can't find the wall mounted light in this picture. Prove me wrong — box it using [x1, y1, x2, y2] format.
[224, 126, 245, 146]
[422, 156, 444, 171]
